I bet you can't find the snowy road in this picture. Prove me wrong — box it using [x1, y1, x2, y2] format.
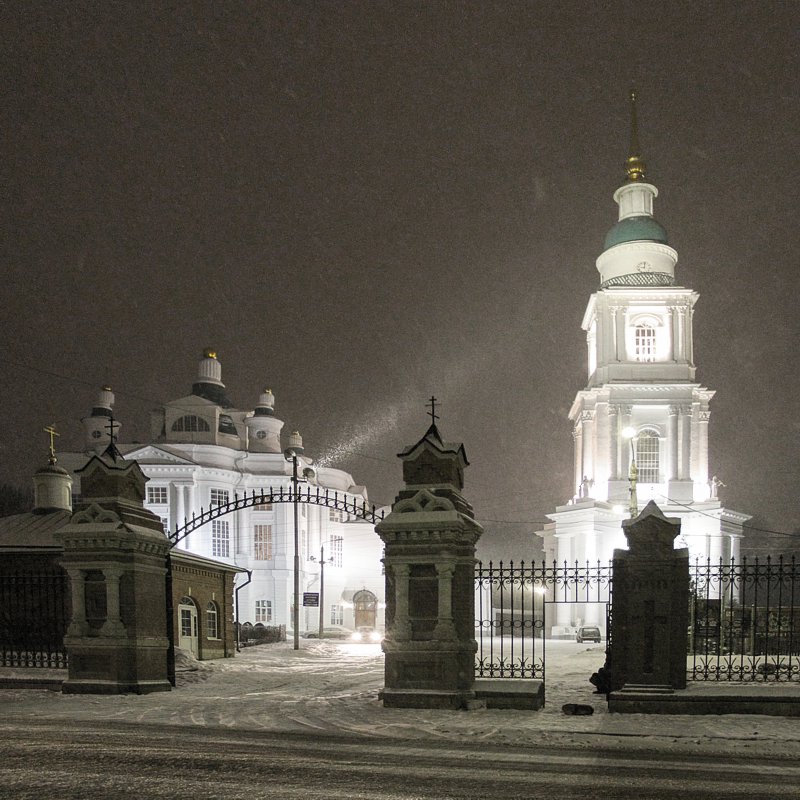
[1, 718, 799, 799]
[2, 640, 800, 798]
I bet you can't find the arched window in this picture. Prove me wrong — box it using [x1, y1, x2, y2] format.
[636, 429, 660, 483]
[634, 325, 657, 362]
[171, 415, 210, 432]
[206, 601, 219, 639]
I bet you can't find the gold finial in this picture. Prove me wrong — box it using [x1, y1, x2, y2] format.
[625, 88, 647, 182]
[203, 348, 217, 359]
[44, 423, 60, 465]
[102, 384, 112, 392]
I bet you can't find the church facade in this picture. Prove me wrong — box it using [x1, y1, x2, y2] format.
[538, 109, 749, 635]
[61, 351, 385, 646]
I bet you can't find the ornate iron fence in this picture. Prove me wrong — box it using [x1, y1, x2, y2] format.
[689, 556, 799, 682]
[0, 568, 69, 669]
[474, 560, 612, 680]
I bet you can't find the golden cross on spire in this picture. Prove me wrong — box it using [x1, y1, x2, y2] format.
[44, 423, 60, 465]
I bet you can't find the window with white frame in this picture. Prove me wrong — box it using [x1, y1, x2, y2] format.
[634, 324, 657, 362]
[301, 503, 307, 519]
[329, 508, 343, 522]
[206, 602, 219, 639]
[253, 498, 273, 511]
[146, 486, 168, 505]
[210, 488, 229, 507]
[330, 604, 343, 626]
[329, 535, 343, 568]
[254, 524, 273, 560]
[255, 599, 272, 623]
[171, 415, 210, 432]
[212, 519, 230, 557]
[636, 429, 661, 483]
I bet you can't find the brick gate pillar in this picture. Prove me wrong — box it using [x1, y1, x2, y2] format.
[55, 446, 172, 694]
[377, 422, 482, 709]
[607, 501, 689, 706]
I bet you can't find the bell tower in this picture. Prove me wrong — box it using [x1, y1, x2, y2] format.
[539, 94, 748, 638]
[572, 91, 710, 509]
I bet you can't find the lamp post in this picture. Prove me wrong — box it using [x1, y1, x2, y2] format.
[312, 543, 335, 640]
[622, 426, 639, 519]
[284, 430, 305, 651]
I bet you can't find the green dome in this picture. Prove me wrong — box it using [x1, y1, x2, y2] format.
[603, 215, 668, 251]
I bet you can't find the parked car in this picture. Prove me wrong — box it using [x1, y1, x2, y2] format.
[576, 625, 602, 643]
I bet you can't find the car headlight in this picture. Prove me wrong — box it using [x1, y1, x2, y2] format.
[370, 631, 382, 642]
[351, 631, 362, 641]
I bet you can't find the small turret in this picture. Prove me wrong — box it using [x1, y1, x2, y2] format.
[82, 386, 122, 453]
[33, 425, 72, 513]
[191, 349, 231, 406]
[246, 388, 284, 453]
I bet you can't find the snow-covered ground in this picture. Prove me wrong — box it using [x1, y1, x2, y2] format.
[2, 640, 800, 758]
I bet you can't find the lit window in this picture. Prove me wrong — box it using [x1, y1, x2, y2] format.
[255, 599, 272, 623]
[212, 520, 230, 557]
[210, 489, 229, 507]
[330, 604, 343, 626]
[206, 602, 219, 639]
[636, 430, 660, 483]
[254, 525, 273, 560]
[634, 325, 657, 362]
[146, 486, 168, 504]
[330, 535, 343, 568]
[171, 415, 210, 432]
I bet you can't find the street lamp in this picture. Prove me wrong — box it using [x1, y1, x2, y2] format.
[622, 426, 639, 519]
[284, 430, 305, 651]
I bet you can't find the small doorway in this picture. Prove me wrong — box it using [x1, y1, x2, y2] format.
[353, 590, 377, 629]
[178, 596, 199, 656]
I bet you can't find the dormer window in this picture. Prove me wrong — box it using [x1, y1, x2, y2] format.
[171, 415, 210, 433]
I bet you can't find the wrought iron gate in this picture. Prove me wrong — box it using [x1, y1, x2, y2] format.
[474, 560, 613, 691]
[689, 556, 800, 682]
[0, 567, 69, 669]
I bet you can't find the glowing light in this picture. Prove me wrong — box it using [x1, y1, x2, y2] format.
[534, 586, 547, 596]
[612, 504, 626, 515]
[622, 426, 637, 439]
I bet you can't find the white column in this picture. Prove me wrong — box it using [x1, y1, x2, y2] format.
[581, 411, 594, 486]
[615, 307, 626, 361]
[668, 406, 679, 481]
[698, 410, 711, 490]
[572, 426, 582, 498]
[608, 405, 619, 480]
[679, 405, 692, 481]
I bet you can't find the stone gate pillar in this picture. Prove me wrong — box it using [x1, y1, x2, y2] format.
[377, 422, 482, 709]
[55, 446, 172, 694]
[608, 501, 689, 706]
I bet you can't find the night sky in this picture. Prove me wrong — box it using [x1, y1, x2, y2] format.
[2, 2, 798, 559]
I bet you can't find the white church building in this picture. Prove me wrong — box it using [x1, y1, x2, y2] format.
[538, 108, 749, 634]
[61, 351, 385, 642]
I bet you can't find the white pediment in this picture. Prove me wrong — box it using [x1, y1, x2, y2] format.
[124, 445, 196, 466]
